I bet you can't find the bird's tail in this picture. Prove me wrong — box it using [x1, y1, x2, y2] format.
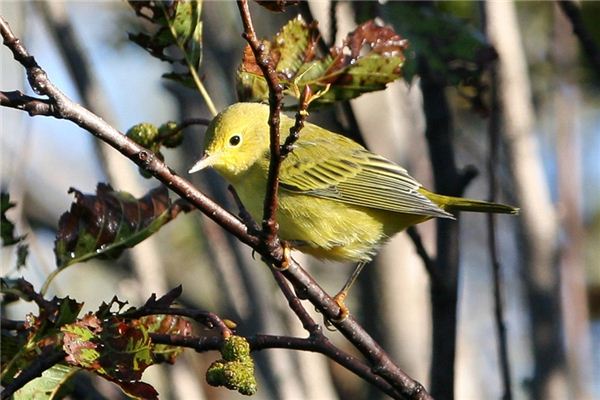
[420, 189, 519, 215]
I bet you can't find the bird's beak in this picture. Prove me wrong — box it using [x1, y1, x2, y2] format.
[188, 152, 215, 174]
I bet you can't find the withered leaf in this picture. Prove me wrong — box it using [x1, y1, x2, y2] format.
[54, 184, 190, 268]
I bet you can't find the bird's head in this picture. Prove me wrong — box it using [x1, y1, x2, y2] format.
[189, 103, 270, 181]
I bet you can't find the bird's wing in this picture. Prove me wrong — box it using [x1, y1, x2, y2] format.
[279, 131, 452, 218]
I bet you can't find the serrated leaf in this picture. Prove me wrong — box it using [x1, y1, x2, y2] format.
[237, 17, 408, 106]
[62, 315, 157, 398]
[54, 184, 190, 268]
[13, 364, 78, 400]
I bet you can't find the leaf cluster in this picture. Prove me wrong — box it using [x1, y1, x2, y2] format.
[237, 16, 409, 107]
[1, 280, 195, 400]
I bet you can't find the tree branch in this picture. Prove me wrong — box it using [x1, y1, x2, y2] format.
[150, 332, 403, 399]
[0, 90, 58, 117]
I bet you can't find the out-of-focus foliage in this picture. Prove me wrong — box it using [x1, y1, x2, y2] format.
[237, 16, 409, 107]
[384, 2, 496, 114]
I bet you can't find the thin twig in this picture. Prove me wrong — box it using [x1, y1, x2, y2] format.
[281, 85, 311, 158]
[122, 307, 232, 336]
[0, 91, 58, 117]
[406, 226, 437, 283]
[178, 117, 211, 130]
[237, 0, 284, 248]
[484, 21, 513, 400]
[271, 269, 319, 334]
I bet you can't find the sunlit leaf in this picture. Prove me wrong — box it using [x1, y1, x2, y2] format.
[62, 315, 157, 399]
[13, 364, 78, 400]
[237, 17, 409, 106]
[54, 184, 191, 268]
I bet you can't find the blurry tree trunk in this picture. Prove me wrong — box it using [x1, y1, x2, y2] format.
[553, 3, 594, 397]
[486, 1, 565, 398]
[419, 61, 462, 400]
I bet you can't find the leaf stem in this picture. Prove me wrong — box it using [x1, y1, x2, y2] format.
[161, 2, 218, 117]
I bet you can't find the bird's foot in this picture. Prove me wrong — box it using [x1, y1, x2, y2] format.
[331, 291, 350, 323]
[272, 242, 292, 271]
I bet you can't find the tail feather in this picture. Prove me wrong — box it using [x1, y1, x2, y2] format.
[420, 189, 519, 215]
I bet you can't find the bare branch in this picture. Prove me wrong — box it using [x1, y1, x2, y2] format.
[150, 332, 403, 399]
[236, 0, 284, 249]
[0, 90, 59, 117]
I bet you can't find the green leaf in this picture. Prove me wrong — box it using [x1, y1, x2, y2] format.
[237, 17, 409, 106]
[13, 364, 78, 400]
[1, 192, 25, 246]
[54, 184, 191, 268]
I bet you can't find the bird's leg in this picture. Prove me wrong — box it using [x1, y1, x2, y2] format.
[332, 262, 367, 322]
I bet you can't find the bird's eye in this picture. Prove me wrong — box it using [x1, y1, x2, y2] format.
[229, 135, 241, 146]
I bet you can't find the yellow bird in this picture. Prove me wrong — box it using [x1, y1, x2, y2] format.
[189, 103, 518, 311]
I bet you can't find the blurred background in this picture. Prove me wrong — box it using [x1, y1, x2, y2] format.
[1, 1, 599, 399]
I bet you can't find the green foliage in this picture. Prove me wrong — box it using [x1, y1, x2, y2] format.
[237, 16, 409, 107]
[206, 335, 257, 396]
[54, 184, 190, 268]
[13, 364, 78, 400]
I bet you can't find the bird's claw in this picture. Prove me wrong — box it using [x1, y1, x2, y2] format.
[272, 242, 292, 271]
[331, 291, 350, 323]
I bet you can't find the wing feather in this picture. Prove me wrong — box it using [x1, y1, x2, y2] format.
[279, 126, 452, 219]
